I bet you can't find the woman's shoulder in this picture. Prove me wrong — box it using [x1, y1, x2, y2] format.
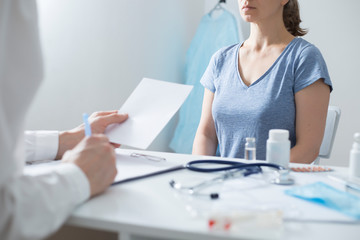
[290, 37, 323, 57]
[212, 43, 241, 60]
[208, 43, 241, 70]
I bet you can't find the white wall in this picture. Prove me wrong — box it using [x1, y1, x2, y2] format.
[26, 0, 205, 152]
[299, 0, 360, 166]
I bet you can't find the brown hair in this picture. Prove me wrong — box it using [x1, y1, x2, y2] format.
[283, 0, 307, 36]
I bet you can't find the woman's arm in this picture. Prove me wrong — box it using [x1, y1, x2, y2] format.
[291, 79, 330, 164]
[192, 89, 218, 156]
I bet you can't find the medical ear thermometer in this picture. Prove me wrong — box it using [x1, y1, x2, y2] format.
[82, 113, 92, 137]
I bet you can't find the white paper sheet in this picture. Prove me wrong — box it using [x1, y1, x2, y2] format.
[105, 78, 193, 149]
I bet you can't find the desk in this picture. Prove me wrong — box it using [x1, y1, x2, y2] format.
[27, 149, 360, 240]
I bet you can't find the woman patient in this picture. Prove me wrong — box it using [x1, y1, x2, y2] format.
[192, 0, 332, 164]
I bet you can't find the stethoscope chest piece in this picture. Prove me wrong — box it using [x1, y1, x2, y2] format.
[270, 169, 295, 185]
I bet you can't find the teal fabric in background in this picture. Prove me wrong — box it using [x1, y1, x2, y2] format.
[169, 9, 240, 153]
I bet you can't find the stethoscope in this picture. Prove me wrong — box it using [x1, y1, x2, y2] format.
[111, 158, 295, 199]
[169, 159, 295, 199]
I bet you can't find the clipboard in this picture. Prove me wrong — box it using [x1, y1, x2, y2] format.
[113, 149, 185, 185]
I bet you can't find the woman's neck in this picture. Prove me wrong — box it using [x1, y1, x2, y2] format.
[246, 17, 294, 51]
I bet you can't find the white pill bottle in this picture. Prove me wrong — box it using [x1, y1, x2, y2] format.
[266, 129, 290, 168]
[349, 132, 360, 178]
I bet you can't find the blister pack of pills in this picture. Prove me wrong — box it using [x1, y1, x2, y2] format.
[290, 166, 332, 172]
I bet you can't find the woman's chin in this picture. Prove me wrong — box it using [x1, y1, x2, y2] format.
[240, 14, 257, 23]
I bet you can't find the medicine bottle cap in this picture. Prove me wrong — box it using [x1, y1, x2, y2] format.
[352, 133, 360, 151]
[268, 129, 289, 141]
[354, 133, 360, 142]
[246, 137, 255, 142]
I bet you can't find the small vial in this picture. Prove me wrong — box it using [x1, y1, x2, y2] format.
[245, 137, 256, 161]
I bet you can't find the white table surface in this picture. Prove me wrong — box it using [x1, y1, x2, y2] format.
[26, 149, 360, 240]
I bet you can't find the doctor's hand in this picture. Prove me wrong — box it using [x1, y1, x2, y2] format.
[62, 134, 117, 197]
[55, 110, 128, 160]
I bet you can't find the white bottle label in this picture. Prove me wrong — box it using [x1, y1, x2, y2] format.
[266, 141, 290, 167]
[349, 150, 360, 178]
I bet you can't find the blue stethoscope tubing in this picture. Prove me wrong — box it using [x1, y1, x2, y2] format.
[185, 160, 285, 176]
[186, 160, 285, 172]
[112, 159, 285, 186]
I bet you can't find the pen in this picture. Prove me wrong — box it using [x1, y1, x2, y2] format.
[82, 113, 92, 137]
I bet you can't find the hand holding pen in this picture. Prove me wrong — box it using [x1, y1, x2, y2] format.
[61, 130, 118, 197]
[60, 111, 128, 197]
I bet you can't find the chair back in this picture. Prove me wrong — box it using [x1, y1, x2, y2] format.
[318, 106, 341, 160]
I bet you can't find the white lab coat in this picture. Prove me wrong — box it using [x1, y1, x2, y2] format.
[24, 131, 59, 163]
[0, 1, 90, 239]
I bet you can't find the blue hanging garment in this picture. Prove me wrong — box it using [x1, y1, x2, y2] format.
[169, 8, 240, 153]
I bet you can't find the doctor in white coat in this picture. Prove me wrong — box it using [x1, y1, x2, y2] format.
[0, 1, 128, 239]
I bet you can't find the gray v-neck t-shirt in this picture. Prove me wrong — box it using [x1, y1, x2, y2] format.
[200, 37, 332, 160]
